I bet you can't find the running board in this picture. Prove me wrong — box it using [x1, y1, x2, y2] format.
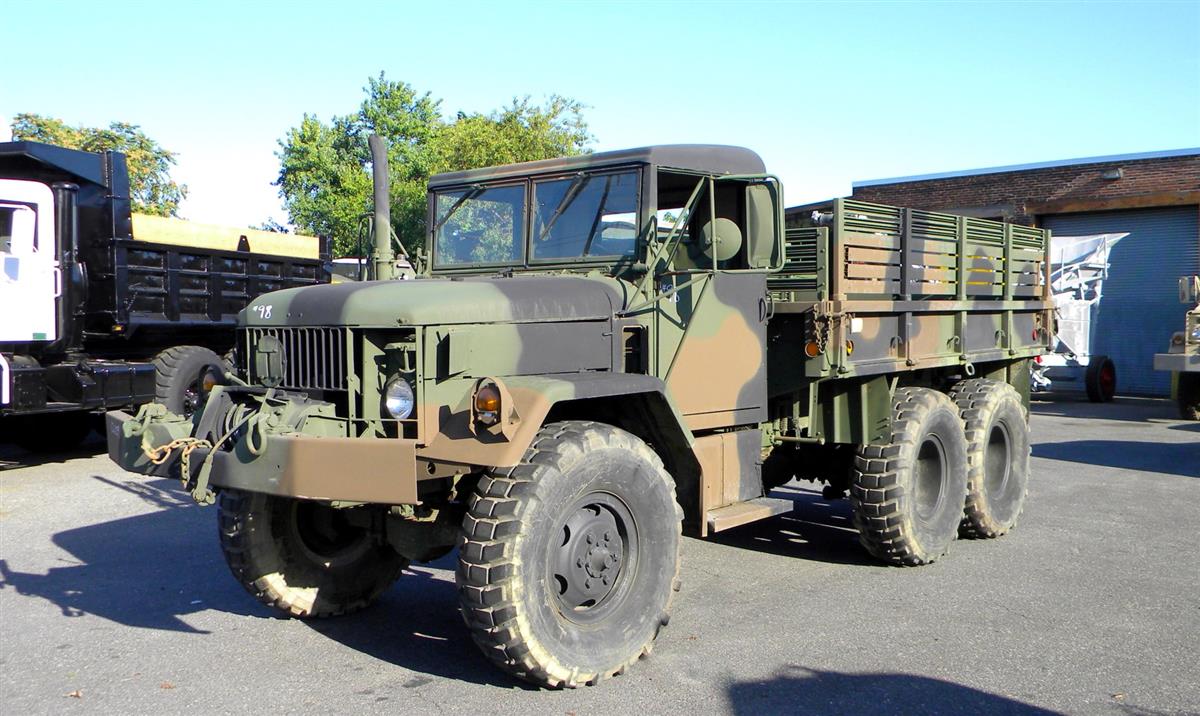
[706, 497, 794, 534]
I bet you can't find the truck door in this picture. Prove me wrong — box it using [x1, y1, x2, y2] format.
[0, 180, 59, 342]
[654, 175, 778, 431]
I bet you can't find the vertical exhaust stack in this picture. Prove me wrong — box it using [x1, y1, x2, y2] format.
[368, 134, 395, 281]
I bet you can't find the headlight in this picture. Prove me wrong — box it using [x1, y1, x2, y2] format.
[383, 376, 415, 419]
[1190, 320, 1200, 342]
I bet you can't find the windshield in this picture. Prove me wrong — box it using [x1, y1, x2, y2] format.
[434, 184, 526, 266]
[432, 169, 641, 268]
[532, 171, 638, 261]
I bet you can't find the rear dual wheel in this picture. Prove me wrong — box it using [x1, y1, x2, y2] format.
[851, 388, 969, 565]
[950, 379, 1031, 538]
[851, 381, 1032, 565]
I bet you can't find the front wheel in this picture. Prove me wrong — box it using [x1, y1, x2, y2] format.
[457, 421, 682, 688]
[218, 490, 406, 618]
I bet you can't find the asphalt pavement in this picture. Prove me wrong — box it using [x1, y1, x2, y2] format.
[1, 396, 1197, 715]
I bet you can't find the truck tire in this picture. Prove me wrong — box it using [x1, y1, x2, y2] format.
[851, 388, 969, 566]
[1085, 356, 1116, 403]
[218, 489, 406, 618]
[154, 345, 224, 418]
[950, 379, 1030, 538]
[1178, 373, 1200, 421]
[5, 412, 93, 454]
[457, 421, 682, 688]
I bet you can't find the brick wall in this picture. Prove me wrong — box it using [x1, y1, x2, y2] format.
[846, 154, 1200, 226]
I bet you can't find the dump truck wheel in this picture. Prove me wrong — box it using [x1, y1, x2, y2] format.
[154, 345, 224, 418]
[1178, 374, 1200, 421]
[218, 490, 406, 618]
[950, 379, 1030, 538]
[851, 387, 968, 566]
[457, 421, 682, 689]
[1085, 356, 1116, 403]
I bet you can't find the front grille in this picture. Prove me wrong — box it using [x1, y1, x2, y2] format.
[242, 327, 347, 390]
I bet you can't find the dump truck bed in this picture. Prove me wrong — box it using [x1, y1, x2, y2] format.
[769, 199, 1053, 379]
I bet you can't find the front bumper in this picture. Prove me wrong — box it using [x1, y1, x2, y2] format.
[1154, 352, 1200, 373]
[106, 406, 420, 505]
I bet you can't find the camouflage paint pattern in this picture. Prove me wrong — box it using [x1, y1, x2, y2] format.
[107, 145, 1051, 532]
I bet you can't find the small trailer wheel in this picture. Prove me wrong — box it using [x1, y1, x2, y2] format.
[851, 388, 969, 566]
[1085, 356, 1117, 403]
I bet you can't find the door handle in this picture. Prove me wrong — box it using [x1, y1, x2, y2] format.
[52, 267, 62, 298]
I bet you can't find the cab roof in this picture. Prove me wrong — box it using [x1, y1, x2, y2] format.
[428, 144, 766, 188]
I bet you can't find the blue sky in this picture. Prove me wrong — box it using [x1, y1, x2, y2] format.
[4, 0, 1198, 228]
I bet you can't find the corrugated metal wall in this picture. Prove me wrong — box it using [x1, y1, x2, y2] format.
[1041, 207, 1200, 396]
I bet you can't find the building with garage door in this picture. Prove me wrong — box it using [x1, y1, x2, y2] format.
[787, 149, 1200, 396]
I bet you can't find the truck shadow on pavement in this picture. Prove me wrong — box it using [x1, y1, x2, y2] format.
[0, 475, 529, 688]
[306, 558, 532, 689]
[0, 476, 263, 633]
[1033, 440, 1200, 478]
[727, 665, 1063, 715]
[707, 485, 878, 567]
[0, 432, 107, 471]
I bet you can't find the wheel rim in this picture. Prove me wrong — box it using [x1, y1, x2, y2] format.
[1100, 363, 1116, 398]
[548, 491, 638, 625]
[983, 421, 1013, 503]
[289, 501, 371, 568]
[913, 435, 948, 521]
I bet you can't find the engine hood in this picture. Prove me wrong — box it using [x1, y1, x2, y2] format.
[239, 274, 632, 328]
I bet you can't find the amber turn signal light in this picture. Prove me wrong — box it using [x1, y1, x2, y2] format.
[804, 341, 821, 358]
[475, 384, 501, 413]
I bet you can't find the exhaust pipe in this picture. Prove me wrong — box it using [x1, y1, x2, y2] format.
[368, 134, 395, 281]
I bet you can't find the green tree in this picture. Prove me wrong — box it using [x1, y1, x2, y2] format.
[275, 74, 591, 257]
[10, 114, 187, 217]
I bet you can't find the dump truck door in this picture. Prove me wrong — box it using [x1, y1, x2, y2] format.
[0, 180, 58, 343]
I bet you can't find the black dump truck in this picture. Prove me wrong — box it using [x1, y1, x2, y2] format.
[0, 141, 330, 451]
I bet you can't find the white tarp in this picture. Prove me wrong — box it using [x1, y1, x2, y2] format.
[1048, 233, 1128, 358]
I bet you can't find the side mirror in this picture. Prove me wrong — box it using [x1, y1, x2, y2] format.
[1180, 275, 1200, 305]
[745, 181, 784, 270]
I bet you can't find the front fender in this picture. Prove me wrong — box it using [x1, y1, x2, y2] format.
[417, 372, 693, 469]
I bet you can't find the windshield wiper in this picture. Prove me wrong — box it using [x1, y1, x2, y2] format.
[433, 185, 485, 236]
[535, 174, 588, 244]
[581, 176, 613, 257]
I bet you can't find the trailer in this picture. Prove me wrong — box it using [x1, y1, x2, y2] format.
[0, 141, 330, 451]
[107, 140, 1051, 688]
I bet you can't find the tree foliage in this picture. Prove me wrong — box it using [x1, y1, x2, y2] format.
[275, 74, 591, 257]
[10, 114, 187, 217]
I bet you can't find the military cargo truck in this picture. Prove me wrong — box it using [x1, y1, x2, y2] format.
[0, 141, 329, 452]
[107, 138, 1052, 688]
[1153, 275, 1200, 420]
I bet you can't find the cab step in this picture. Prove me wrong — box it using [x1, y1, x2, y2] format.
[706, 497, 795, 534]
